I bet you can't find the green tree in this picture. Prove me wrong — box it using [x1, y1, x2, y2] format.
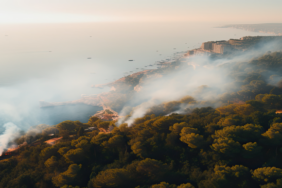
[180, 133, 205, 148]
[169, 122, 189, 134]
[234, 104, 255, 115]
[252, 167, 282, 183]
[262, 94, 282, 109]
[58, 147, 70, 156]
[60, 129, 70, 139]
[260, 178, 282, 188]
[199, 165, 251, 188]
[177, 183, 195, 188]
[135, 158, 169, 182]
[52, 164, 82, 187]
[88, 168, 131, 188]
[61, 185, 80, 188]
[212, 124, 263, 144]
[56, 120, 77, 132]
[102, 135, 126, 151]
[216, 104, 239, 115]
[98, 121, 111, 130]
[151, 182, 177, 188]
[40, 146, 58, 160]
[64, 148, 84, 163]
[91, 133, 112, 145]
[180, 127, 199, 136]
[262, 123, 282, 145]
[77, 127, 84, 137]
[211, 137, 241, 155]
[242, 142, 262, 158]
[44, 156, 58, 170]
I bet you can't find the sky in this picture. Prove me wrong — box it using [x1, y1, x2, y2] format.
[1, 0, 282, 24]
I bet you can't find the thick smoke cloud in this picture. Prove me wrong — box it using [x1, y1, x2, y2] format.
[0, 123, 20, 156]
[0, 58, 108, 152]
[118, 38, 282, 125]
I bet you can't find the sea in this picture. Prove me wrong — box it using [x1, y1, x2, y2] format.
[0, 22, 272, 132]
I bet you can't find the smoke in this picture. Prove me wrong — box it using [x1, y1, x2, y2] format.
[118, 38, 282, 125]
[0, 122, 20, 156]
[0, 53, 108, 150]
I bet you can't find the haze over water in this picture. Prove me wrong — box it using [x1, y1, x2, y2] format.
[0, 22, 272, 131]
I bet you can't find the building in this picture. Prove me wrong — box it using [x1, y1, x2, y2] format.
[276, 110, 282, 114]
[200, 40, 233, 54]
[44, 137, 63, 145]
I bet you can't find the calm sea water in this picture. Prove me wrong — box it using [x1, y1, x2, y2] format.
[0, 22, 271, 131]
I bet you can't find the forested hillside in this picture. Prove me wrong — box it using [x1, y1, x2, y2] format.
[1, 51, 282, 188]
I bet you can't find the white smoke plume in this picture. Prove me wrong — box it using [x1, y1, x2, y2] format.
[0, 122, 20, 156]
[118, 38, 282, 126]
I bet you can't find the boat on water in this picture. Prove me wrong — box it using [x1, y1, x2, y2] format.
[128, 60, 134, 61]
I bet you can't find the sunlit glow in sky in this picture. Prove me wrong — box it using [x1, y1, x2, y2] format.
[0, 11, 119, 23]
[0, 0, 282, 23]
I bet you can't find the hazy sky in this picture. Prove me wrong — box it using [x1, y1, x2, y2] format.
[1, 0, 282, 24]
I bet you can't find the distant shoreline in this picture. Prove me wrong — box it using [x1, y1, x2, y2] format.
[39, 35, 282, 121]
[219, 23, 282, 36]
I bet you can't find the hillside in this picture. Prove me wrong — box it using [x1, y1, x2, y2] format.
[41, 36, 282, 110]
[1, 89, 282, 188]
[1, 36, 282, 187]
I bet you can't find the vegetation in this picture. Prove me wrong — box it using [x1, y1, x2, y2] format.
[1, 92, 282, 188]
[1, 51, 282, 188]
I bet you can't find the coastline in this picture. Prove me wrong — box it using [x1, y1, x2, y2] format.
[40, 35, 282, 121]
[219, 23, 282, 36]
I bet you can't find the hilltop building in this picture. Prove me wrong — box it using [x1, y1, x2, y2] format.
[184, 36, 282, 57]
[200, 40, 233, 54]
[185, 40, 236, 56]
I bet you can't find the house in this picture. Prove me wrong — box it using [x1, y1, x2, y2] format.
[276, 110, 282, 114]
[44, 137, 63, 145]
